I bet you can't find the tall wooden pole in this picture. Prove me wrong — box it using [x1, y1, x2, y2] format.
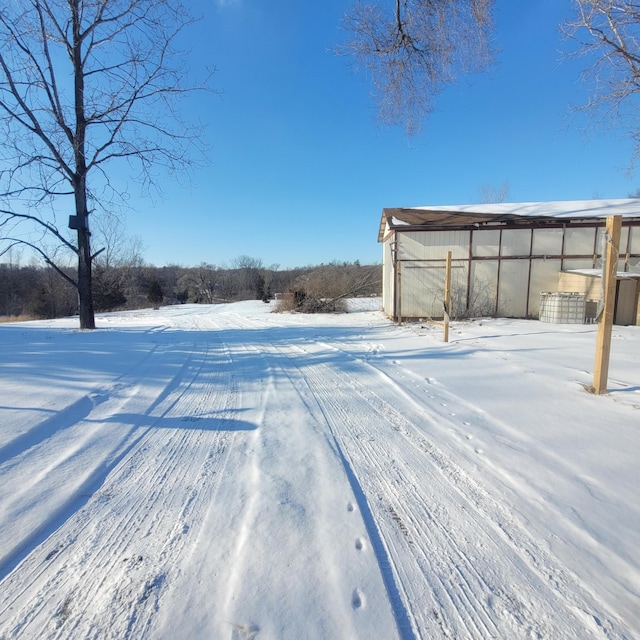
[443, 251, 452, 342]
[397, 261, 403, 325]
[592, 215, 621, 395]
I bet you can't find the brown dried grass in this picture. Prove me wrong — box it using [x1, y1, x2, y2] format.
[0, 314, 38, 323]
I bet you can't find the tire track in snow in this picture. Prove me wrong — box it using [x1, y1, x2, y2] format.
[0, 338, 192, 580]
[207, 318, 401, 640]
[242, 324, 632, 640]
[220, 314, 415, 639]
[329, 428, 416, 640]
[354, 342, 640, 632]
[0, 330, 245, 639]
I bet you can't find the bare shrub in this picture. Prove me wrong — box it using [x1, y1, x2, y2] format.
[275, 263, 380, 314]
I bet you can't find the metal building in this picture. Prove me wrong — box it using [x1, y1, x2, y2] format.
[378, 199, 640, 324]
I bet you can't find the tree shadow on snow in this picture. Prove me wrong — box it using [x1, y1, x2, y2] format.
[96, 410, 257, 432]
[0, 408, 255, 582]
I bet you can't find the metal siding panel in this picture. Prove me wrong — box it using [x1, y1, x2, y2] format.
[401, 261, 444, 318]
[595, 227, 605, 256]
[532, 228, 563, 255]
[382, 239, 394, 316]
[399, 230, 469, 260]
[470, 261, 499, 316]
[620, 227, 630, 253]
[565, 227, 596, 254]
[501, 229, 532, 256]
[563, 258, 597, 271]
[497, 261, 529, 316]
[398, 258, 470, 318]
[530, 260, 563, 315]
[450, 262, 469, 318]
[472, 229, 500, 257]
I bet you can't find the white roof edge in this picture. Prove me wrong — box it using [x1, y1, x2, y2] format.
[407, 198, 640, 219]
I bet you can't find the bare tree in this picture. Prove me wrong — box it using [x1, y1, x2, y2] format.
[231, 255, 265, 300]
[92, 214, 143, 272]
[0, 0, 209, 328]
[564, 1, 640, 160]
[478, 180, 510, 203]
[277, 262, 381, 313]
[91, 214, 144, 310]
[340, 0, 494, 133]
[178, 263, 225, 304]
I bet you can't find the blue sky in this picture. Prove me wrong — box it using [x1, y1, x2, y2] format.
[123, 1, 640, 269]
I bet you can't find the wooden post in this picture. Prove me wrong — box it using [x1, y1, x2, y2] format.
[397, 261, 403, 325]
[443, 251, 452, 342]
[592, 215, 622, 395]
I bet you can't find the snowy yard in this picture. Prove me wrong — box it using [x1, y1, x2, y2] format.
[0, 299, 638, 640]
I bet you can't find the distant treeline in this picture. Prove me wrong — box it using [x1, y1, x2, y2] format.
[0, 258, 381, 320]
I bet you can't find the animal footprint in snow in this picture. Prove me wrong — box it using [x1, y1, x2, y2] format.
[352, 589, 365, 609]
[355, 537, 365, 551]
[231, 623, 259, 640]
[367, 343, 384, 356]
[347, 501, 355, 512]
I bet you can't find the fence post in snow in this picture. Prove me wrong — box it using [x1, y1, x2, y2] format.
[591, 215, 622, 395]
[443, 251, 452, 343]
[397, 261, 403, 325]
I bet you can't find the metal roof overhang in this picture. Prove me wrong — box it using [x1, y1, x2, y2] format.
[377, 206, 640, 242]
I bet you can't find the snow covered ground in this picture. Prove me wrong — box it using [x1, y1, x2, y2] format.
[0, 299, 638, 640]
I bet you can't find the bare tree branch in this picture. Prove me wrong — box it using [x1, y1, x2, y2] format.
[339, 0, 495, 134]
[564, 1, 640, 162]
[0, 237, 77, 287]
[0, 209, 77, 253]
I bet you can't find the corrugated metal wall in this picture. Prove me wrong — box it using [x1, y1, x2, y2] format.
[399, 230, 470, 261]
[382, 223, 640, 320]
[382, 236, 394, 316]
[529, 260, 562, 315]
[628, 226, 640, 273]
[394, 230, 470, 319]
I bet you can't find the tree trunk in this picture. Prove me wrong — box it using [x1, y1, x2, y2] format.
[77, 224, 95, 329]
[72, 0, 95, 330]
